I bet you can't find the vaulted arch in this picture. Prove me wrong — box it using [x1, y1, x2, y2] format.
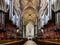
[22, 7, 38, 25]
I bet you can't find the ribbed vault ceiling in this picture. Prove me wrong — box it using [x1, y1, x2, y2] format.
[21, 0, 39, 10]
[23, 8, 37, 24]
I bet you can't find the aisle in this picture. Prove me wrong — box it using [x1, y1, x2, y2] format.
[24, 40, 37, 45]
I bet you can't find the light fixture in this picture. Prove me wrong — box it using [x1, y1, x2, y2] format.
[17, 29, 19, 32]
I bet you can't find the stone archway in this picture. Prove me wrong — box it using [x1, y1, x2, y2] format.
[26, 22, 34, 39]
[22, 8, 38, 38]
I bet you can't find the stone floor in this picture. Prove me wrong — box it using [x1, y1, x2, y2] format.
[24, 40, 37, 45]
[0, 39, 60, 45]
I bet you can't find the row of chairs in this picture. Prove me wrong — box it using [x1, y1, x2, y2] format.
[38, 20, 60, 40]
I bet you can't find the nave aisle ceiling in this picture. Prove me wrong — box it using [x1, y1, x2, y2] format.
[14, 0, 48, 16]
[13, 0, 48, 24]
[21, 0, 39, 10]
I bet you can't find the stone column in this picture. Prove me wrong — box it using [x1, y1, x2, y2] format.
[34, 25, 37, 37]
[34, 25, 35, 37]
[54, 0, 60, 25]
[56, 13, 58, 24]
[48, 0, 52, 20]
[2, 13, 5, 25]
[23, 25, 24, 38]
[38, 19, 41, 34]
[0, 0, 5, 25]
[58, 13, 60, 25]
[56, 13, 60, 25]
[0, 13, 2, 24]
[0, 13, 5, 26]
[22, 19, 25, 38]
[9, 0, 13, 20]
[23, 25, 26, 38]
[19, 15, 20, 28]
